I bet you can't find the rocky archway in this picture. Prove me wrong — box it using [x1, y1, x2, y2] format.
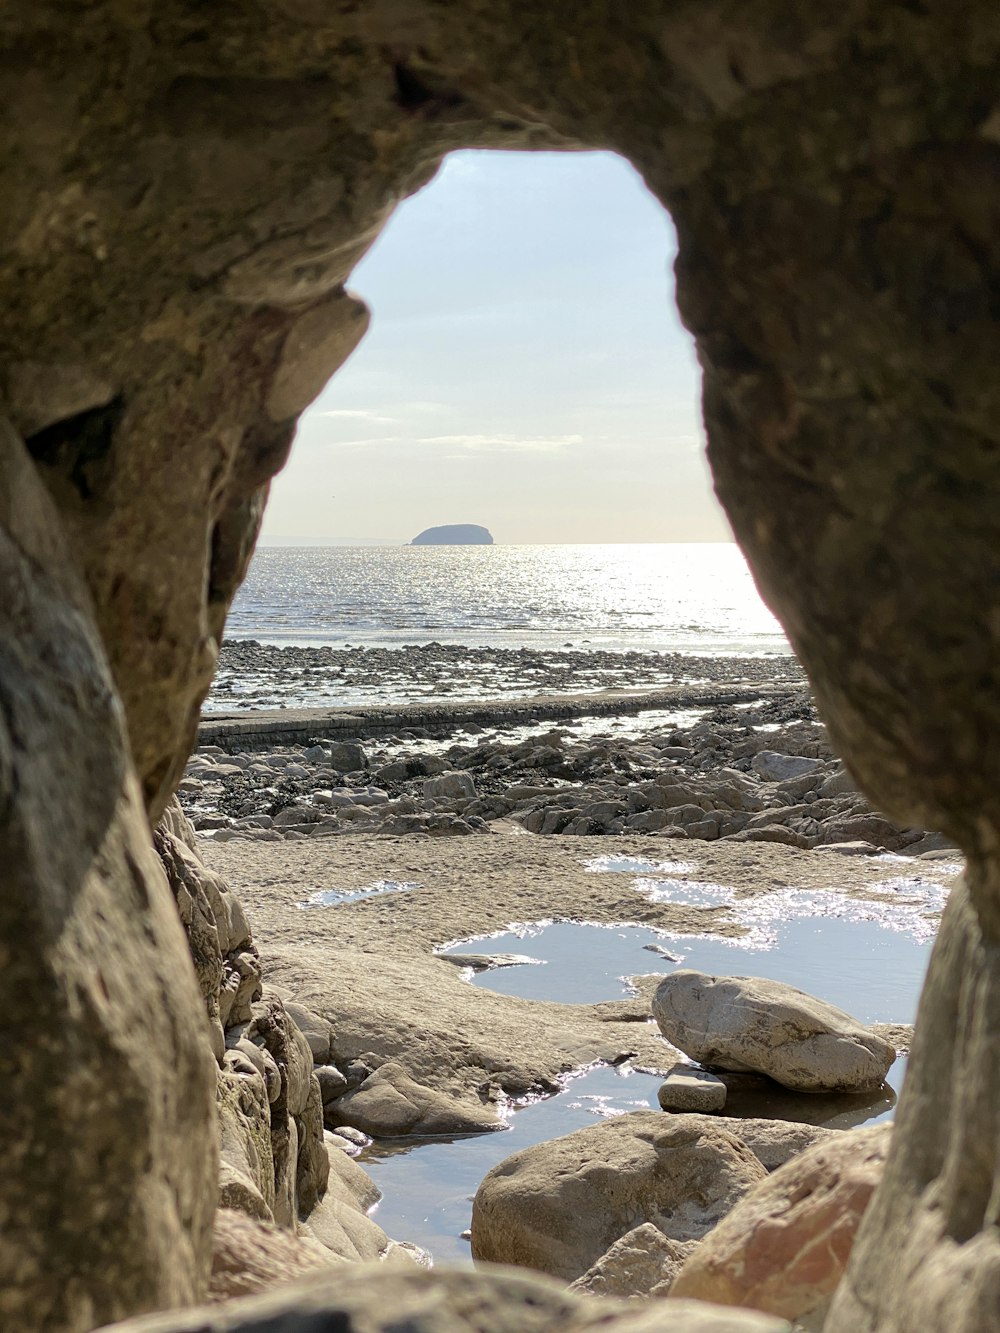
[3, 4, 1000, 1330]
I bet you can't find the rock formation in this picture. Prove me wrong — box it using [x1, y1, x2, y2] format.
[410, 524, 494, 545]
[3, 4, 1000, 1330]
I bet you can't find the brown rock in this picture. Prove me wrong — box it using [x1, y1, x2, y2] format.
[0, 423, 218, 1329]
[672, 1123, 891, 1323]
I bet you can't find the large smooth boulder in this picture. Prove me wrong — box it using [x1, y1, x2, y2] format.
[652, 971, 896, 1093]
[672, 1123, 891, 1324]
[471, 1111, 767, 1281]
[96, 1267, 792, 1333]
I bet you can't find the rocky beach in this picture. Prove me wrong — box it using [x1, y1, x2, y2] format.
[188, 642, 947, 857]
[150, 639, 963, 1326]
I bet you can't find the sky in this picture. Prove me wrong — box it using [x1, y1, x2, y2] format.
[260, 149, 732, 545]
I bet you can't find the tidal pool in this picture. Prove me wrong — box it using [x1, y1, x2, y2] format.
[297, 879, 419, 907]
[365, 893, 927, 1264]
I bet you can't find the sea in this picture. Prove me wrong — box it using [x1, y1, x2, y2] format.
[226, 543, 789, 656]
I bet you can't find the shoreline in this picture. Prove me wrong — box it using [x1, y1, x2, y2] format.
[199, 681, 799, 752]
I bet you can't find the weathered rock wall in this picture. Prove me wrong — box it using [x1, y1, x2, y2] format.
[0, 424, 217, 1331]
[3, 4, 1000, 1330]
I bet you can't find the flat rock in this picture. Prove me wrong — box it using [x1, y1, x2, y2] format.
[652, 970, 896, 1093]
[672, 1123, 892, 1324]
[659, 1065, 728, 1113]
[471, 1110, 768, 1281]
[333, 1061, 502, 1137]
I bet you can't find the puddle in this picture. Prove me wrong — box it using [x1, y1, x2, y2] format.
[584, 854, 695, 875]
[444, 914, 931, 1025]
[297, 879, 419, 908]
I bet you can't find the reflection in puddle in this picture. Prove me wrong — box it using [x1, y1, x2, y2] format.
[584, 854, 695, 875]
[634, 877, 948, 946]
[297, 879, 419, 908]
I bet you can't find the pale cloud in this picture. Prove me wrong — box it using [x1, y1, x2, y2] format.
[417, 433, 584, 453]
[312, 408, 398, 424]
[323, 435, 405, 449]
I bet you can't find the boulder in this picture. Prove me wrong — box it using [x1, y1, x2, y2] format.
[423, 771, 477, 801]
[326, 741, 368, 773]
[471, 1111, 767, 1281]
[751, 753, 824, 782]
[570, 1224, 698, 1298]
[652, 971, 896, 1092]
[671, 1124, 891, 1325]
[315, 1064, 349, 1104]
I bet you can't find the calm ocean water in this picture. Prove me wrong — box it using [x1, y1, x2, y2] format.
[226, 543, 789, 656]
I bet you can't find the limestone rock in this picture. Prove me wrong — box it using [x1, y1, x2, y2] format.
[95, 1266, 793, 1332]
[570, 1224, 698, 1298]
[652, 971, 896, 1092]
[217, 1066, 276, 1221]
[751, 753, 824, 782]
[209, 1209, 340, 1303]
[295, 1077, 330, 1216]
[470, 1110, 767, 1281]
[659, 1065, 728, 1113]
[671, 1124, 892, 1324]
[247, 995, 315, 1118]
[333, 1060, 502, 1137]
[423, 771, 478, 801]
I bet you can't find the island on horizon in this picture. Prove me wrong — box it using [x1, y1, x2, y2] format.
[410, 523, 494, 546]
